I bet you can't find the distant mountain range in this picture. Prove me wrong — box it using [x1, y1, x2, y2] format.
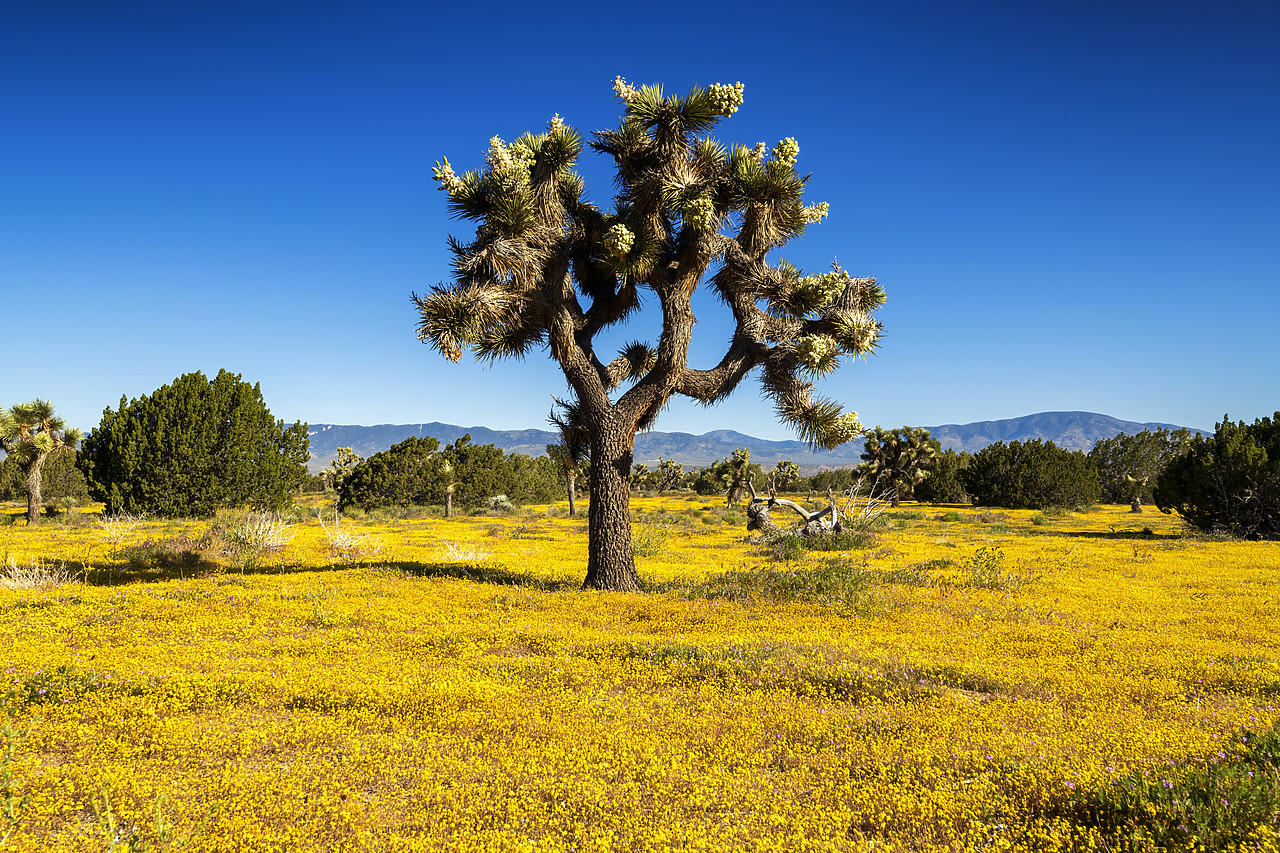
[305, 412, 1203, 473]
[924, 412, 1200, 453]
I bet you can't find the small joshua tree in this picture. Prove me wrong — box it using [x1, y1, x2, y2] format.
[548, 396, 590, 517]
[319, 447, 363, 493]
[770, 459, 800, 492]
[0, 400, 83, 524]
[858, 426, 937, 508]
[415, 78, 884, 590]
[725, 448, 755, 507]
[654, 457, 686, 492]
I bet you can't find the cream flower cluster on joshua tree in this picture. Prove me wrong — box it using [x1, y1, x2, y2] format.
[681, 196, 716, 231]
[603, 223, 635, 258]
[771, 137, 800, 167]
[707, 81, 745, 116]
[431, 158, 465, 196]
[803, 202, 830, 223]
[795, 269, 848, 308]
[613, 76, 640, 104]
[487, 136, 535, 174]
[793, 334, 840, 376]
[480, 135, 537, 193]
[829, 411, 865, 445]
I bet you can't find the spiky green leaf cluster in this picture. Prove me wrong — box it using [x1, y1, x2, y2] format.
[431, 118, 584, 233]
[0, 400, 81, 466]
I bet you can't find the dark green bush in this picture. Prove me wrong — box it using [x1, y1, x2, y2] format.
[338, 434, 559, 512]
[959, 439, 1101, 510]
[78, 370, 308, 518]
[1154, 412, 1280, 540]
[913, 448, 969, 503]
[1088, 427, 1193, 506]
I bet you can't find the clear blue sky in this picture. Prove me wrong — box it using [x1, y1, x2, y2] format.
[3, 1, 1276, 441]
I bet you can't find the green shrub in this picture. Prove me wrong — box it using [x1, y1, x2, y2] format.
[1089, 427, 1193, 506]
[1154, 412, 1280, 540]
[914, 448, 969, 503]
[78, 369, 308, 518]
[805, 529, 879, 551]
[961, 546, 1037, 592]
[112, 537, 209, 572]
[960, 439, 1101, 510]
[630, 523, 670, 558]
[766, 534, 806, 562]
[889, 510, 925, 521]
[338, 434, 559, 513]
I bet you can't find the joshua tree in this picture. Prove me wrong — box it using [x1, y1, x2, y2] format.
[725, 448, 755, 506]
[320, 447, 363, 493]
[629, 463, 654, 490]
[654, 457, 686, 492]
[415, 78, 884, 590]
[548, 396, 590, 517]
[858, 426, 937, 508]
[770, 459, 800, 492]
[0, 400, 83, 524]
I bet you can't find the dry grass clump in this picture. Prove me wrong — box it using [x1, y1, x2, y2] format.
[437, 538, 493, 562]
[315, 510, 384, 563]
[95, 512, 147, 545]
[1, 555, 78, 589]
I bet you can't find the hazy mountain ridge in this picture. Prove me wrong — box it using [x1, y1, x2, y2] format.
[305, 412, 1204, 473]
[925, 412, 1201, 453]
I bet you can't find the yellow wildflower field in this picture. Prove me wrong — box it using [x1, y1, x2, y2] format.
[0, 497, 1277, 851]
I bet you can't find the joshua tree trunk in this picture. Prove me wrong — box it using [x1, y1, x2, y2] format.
[583, 422, 639, 592]
[23, 457, 45, 524]
[445, 483, 454, 518]
[566, 470, 578, 517]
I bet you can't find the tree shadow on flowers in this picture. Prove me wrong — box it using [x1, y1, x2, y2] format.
[388, 560, 578, 591]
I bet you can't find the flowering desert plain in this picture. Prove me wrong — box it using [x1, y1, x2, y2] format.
[1, 495, 1278, 852]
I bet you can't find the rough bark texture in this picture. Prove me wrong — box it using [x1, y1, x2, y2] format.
[566, 471, 577, 517]
[24, 456, 45, 524]
[583, 422, 639, 592]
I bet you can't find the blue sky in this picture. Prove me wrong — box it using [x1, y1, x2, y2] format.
[3, 1, 1276, 441]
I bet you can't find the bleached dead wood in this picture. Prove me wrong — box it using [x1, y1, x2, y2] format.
[745, 481, 843, 538]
